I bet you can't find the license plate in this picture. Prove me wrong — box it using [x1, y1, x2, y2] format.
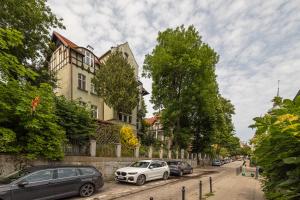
[118, 176, 124, 179]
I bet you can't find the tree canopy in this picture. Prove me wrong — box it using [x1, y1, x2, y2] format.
[143, 25, 239, 159]
[93, 51, 139, 114]
[0, 0, 64, 66]
[55, 96, 97, 143]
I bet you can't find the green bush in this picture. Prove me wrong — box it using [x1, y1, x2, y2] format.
[251, 97, 300, 200]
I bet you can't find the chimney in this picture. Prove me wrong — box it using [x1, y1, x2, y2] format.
[87, 45, 94, 51]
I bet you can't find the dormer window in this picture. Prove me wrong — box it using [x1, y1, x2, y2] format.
[84, 50, 94, 67]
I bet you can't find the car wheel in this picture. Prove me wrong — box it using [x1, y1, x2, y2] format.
[136, 174, 146, 186]
[179, 170, 184, 177]
[163, 172, 169, 180]
[79, 183, 95, 197]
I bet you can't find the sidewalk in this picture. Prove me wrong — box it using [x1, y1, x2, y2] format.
[197, 162, 265, 200]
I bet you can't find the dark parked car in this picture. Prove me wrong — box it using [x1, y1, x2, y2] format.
[0, 165, 104, 200]
[167, 161, 193, 176]
[212, 160, 222, 166]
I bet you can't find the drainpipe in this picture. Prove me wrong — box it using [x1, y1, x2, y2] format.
[69, 47, 73, 100]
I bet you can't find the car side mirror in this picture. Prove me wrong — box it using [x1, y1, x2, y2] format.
[149, 166, 154, 169]
[18, 181, 29, 187]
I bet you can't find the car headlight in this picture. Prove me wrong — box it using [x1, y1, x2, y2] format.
[128, 172, 138, 175]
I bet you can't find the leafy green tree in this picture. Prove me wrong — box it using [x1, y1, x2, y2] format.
[212, 96, 236, 156]
[0, 0, 64, 67]
[0, 28, 37, 81]
[143, 25, 220, 150]
[226, 136, 241, 156]
[250, 97, 300, 200]
[16, 83, 66, 160]
[0, 81, 66, 160]
[93, 51, 139, 113]
[55, 96, 97, 143]
[0, 28, 65, 160]
[240, 145, 252, 156]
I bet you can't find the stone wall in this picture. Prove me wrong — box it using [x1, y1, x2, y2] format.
[0, 155, 199, 181]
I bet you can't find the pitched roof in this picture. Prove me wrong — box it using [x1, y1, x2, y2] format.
[294, 89, 300, 101]
[98, 42, 128, 60]
[99, 49, 111, 60]
[144, 115, 159, 125]
[52, 31, 78, 48]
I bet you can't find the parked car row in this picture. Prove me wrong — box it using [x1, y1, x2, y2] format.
[212, 158, 233, 166]
[0, 160, 193, 200]
[115, 160, 193, 186]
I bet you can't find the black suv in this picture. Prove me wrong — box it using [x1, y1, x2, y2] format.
[0, 165, 104, 200]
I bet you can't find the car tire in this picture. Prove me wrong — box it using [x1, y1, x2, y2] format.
[179, 170, 184, 177]
[79, 183, 95, 197]
[163, 172, 169, 180]
[136, 174, 146, 186]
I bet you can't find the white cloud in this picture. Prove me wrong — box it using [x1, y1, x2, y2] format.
[48, 0, 300, 141]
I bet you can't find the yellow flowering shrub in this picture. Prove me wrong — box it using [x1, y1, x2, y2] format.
[120, 125, 139, 149]
[276, 114, 298, 123]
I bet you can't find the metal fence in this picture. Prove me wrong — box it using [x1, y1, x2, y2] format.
[63, 141, 89, 156]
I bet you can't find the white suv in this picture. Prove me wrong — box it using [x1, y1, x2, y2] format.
[115, 160, 170, 185]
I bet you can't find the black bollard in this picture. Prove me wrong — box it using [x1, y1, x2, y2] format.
[209, 177, 212, 193]
[182, 186, 185, 200]
[150, 197, 154, 200]
[199, 180, 202, 200]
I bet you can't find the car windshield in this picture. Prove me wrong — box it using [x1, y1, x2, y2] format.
[0, 170, 30, 184]
[167, 161, 180, 166]
[130, 162, 150, 168]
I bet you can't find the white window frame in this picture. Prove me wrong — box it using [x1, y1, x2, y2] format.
[78, 73, 86, 90]
[90, 80, 96, 94]
[84, 50, 94, 67]
[91, 105, 98, 119]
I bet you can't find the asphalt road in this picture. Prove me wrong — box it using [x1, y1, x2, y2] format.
[70, 161, 243, 200]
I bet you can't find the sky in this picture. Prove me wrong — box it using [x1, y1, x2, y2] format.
[48, 0, 300, 142]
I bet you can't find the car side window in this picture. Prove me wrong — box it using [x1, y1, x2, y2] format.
[155, 162, 162, 168]
[25, 170, 53, 183]
[150, 162, 161, 168]
[80, 168, 95, 175]
[57, 168, 77, 178]
[149, 163, 156, 168]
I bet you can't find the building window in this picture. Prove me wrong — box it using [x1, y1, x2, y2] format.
[124, 52, 129, 59]
[84, 50, 94, 67]
[129, 116, 132, 123]
[91, 105, 98, 119]
[90, 79, 96, 94]
[78, 73, 86, 90]
[118, 113, 132, 123]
